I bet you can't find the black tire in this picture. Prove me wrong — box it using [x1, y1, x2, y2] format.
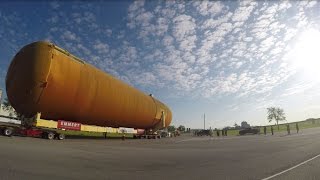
[46, 132, 55, 140]
[3, 128, 13, 137]
[57, 134, 65, 140]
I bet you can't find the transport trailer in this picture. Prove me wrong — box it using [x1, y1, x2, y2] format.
[0, 115, 22, 137]
[0, 113, 169, 140]
[0, 113, 137, 140]
[133, 129, 162, 139]
[0, 122, 21, 137]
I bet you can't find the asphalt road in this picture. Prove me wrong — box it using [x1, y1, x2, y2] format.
[1, 128, 320, 180]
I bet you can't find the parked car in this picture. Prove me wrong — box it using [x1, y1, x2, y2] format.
[196, 130, 213, 136]
[239, 128, 260, 135]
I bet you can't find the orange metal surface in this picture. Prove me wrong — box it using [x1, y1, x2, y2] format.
[6, 41, 172, 129]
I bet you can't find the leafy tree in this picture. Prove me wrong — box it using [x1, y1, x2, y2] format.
[167, 125, 176, 132]
[177, 125, 185, 132]
[267, 107, 286, 130]
[233, 123, 240, 129]
[241, 121, 250, 128]
[2, 98, 20, 118]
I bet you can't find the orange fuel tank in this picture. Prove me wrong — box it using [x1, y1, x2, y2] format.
[6, 41, 172, 129]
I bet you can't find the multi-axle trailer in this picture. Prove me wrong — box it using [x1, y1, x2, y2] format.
[0, 113, 162, 140]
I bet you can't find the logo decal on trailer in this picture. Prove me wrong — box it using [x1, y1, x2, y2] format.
[57, 120, 81, 131]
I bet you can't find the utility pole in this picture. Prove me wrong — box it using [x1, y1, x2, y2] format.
[204, 113, 206, 130]
[0, 89, 2, 115]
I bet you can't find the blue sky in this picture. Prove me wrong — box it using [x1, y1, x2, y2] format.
[1, 0, 320, 128]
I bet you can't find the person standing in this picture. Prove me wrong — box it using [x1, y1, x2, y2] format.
[296, 123, 299, 133]
[264, 126, 267, 135]
[271, 126, 274, 135]
[287, 124, 290, 135]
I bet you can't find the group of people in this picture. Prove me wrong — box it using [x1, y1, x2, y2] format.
[216, 129, 228, 137]
[263, 123, 299, 135]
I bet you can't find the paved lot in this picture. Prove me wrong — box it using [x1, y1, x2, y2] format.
[1, 128, 320, 180]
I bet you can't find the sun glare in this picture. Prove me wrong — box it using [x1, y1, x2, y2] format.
[292, 29, 320, 77]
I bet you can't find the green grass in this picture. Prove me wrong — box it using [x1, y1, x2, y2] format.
[210, 129, 239, 137]
[260, 119, 320, 134]
[209, 119, 320, 137]
[224, 129, 239, 136]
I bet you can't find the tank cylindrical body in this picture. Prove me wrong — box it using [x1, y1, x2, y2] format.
[6, 41, 172, 129]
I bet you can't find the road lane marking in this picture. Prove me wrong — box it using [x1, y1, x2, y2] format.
[261, 153, 320, 180]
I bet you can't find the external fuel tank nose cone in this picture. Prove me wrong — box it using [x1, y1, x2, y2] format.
[6, 41, 52, 117]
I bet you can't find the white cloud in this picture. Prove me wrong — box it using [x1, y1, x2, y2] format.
[283, 28, 298, 42]
[201, 12, 232, 30]
[232, 3, 256, 22]
[50, 1, 60, 9]
[172, 15, 196, 41]
[48, 15, 59, 23]
[155, 17, 168, 36]
[282, 82, 316, 97]
[193, 1, 225, 17]
[93, 41, 109, 54]
[179, 35, 196, 52]
[278, 0, 292, 11]
[306, 1, 317, 8]
[136, 11, 153, 25]
[161, 6, 176, 19]
[162, 35, 174, 46]
[42, 0, 319, 100]
[61, 31, 78, 41]
[259, 36, 276, 52]
[77, 44, 91, 56]
[128, 0, 145, 12]
[72, 13, 81, 24]
[105, 29, 112, 37]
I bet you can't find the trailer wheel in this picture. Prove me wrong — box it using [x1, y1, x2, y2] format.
[45, 132, 55, 140]
[57, 134, 65, 140]
[3, 128, 13, 137]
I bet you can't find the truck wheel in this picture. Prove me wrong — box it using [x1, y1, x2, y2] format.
[46, 132, 55, 140]
[57, 134, 65, 140]
[3, 128, 13, 137]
